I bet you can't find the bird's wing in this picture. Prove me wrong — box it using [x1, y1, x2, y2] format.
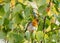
[24, 21, 31, 32]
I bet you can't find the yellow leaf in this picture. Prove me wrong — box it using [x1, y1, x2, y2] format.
[52, 6, 59, 16]
[46, 26, 51, 32]
[18, 0, 23, 3]
[47, 10, 53, 17]
[0, 0, 3, 3]
[44, 34, 49, 39]
[10, 0, 15, 8]
[19, 25, 23, 30]
[0, 16, 2, 18]
[23, 1, 28, 5]
[50, 17, 56, 23]
[46, 0, 50, 4]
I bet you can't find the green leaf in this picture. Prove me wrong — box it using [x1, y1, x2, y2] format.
[38, 4, 47, 15]
[57, 0, 60, 2]
[8, 32, 24, 43]
[36, 31, 44, 41]
[2, 26, 11, 34]
[14, 13, 24, 24]
[0, 5, 5, 16]
[28, 0, 33, 2]
[16, 2, 26, 9]
[38, 18, 43, 31]
[57, 14, 60, 22]
[4, 3, 10, 13]
[0, 18, 4, 25]
[3, 0, 10, 3]
[3, 18, 9, 25]
[34, 0, 46, 7]
[45, 18, 50, 29]
[0, 31, 6, 39]
[24, 6, 33, 17]
[13, 4, 23, 14]
[32, 31, 36, 39]
[25, 31, 30, 41]
[51, 23, 57, 30]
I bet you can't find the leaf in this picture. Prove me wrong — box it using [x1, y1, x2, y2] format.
[0, 31, 6, 39]
[57, 14, 60, 22]
[0, 5, 5, 17]
[3, 0, 10, 3]
[46, 0, 50, 4]
[57, 0, 60, 2]
[44, 34, 49, 39]
[52, 4, 59, 16]
[25, 31, 30, 41]
[14, 13, 24, 24]
[18, 0, 23, 3]
[47, 10, 53, 17]
[32, 31, 36, 39]
[38, 4, 47, 15]
[0, 16, 2, 18]
[46, 25, 51, 32]
[0, 0, 3, 3]
[35, 0, 46, 7]
[38, 18, 43, 31]
[4, 3, 10, 13]
[23, 1, 28, 5]
[2, 26, 11, 34]
[16, 2, 26, 9]
[13, 4, 23, 14]
[36, 31, 44, 41]
[0, 18, 4, 25]
[3, 18, 9, 25]
[51, 23, 57, 30]
[45, 18, 50, 29]
[8, 32, 24, 43]
[24, 6, 33, 17]
[38, 4, 46, 12]
[10, 0, 15, 5]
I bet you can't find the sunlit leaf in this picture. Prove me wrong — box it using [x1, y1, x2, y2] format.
[0, 17, 4, 25]
[52, 5, 59, 16]
[18, 0, 23, 3]
[44, 34, 49, 39]
[3, 18, 9, 25]
[0, 31, 6, 39]
[3, 0, 10, 3]
[25, 31, 30, 41]
[0, 0, 3, 3]
[34, 0, 46, 7]
[46, 25, 51, 32]
[8, 31, 24, 43]
[4, 3, 10, 13]
[0, 5, 5, 17]
[36, 31, 44, 41]
[13, 4, 23, 14]
[14, 13, 24, 24]
[38, 4, 47, 13]
[57, 14, 60, 22]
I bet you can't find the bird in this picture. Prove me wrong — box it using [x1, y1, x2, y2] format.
[25, 18, 39, 33]
[25, 0, 39, 33]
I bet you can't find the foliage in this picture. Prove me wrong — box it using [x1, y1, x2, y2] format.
[0, 0, 60, 43]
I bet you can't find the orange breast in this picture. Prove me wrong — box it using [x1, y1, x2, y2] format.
[32, 19, 38, 27]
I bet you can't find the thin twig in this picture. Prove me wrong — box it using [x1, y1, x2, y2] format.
[45, 27, 60, 33]
[43, 16, 46, 32]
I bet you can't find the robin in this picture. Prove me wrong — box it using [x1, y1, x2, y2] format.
[25, 18, 39, 33]
[25, 0, 39, 33]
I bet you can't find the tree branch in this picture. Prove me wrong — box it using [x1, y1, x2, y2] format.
[43, 16, 46, 32]
[45, 27, 60, 33]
